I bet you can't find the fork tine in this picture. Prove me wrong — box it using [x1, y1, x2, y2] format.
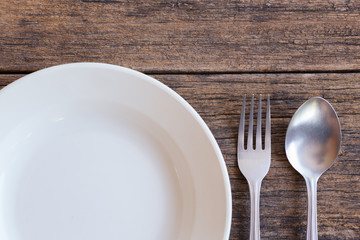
[256, 94, 262, 149]
[247, 94, 254, 150]
[238, 96, 246, 151]
[265, 95, 271, 150]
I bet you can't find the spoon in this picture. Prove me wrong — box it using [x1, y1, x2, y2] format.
[285, 97, 341, 240]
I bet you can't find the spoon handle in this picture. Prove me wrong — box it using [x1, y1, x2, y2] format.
[305, 177, 319, 240]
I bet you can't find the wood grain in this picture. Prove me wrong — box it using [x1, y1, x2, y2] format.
[1, 73, 359, 239]
[1, 0, 360, 73]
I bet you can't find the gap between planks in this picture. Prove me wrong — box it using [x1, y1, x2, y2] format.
[2, 69, 360, 76]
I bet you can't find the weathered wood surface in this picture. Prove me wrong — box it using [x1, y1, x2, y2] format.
[1, 0, 360, 73]
[1, 73, 359, 239]
[1, 0, 359, 239]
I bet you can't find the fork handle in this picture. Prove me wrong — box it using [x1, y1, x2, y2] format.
[249, 180, 262, 240]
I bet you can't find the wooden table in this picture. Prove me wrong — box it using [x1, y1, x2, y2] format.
[1, 1, 359, 239]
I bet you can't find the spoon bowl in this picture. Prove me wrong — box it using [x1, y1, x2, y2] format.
[285, 97, 341, 240]
[285, 97, 341, 178]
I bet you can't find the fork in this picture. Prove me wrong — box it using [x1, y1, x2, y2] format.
[237, 94, 271, 240]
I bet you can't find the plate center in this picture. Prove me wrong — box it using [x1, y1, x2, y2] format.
[0, 105, 190, 240]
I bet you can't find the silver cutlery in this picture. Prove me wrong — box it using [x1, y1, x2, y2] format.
[237, 94, 271, 240]
[285, 97, 341, 240]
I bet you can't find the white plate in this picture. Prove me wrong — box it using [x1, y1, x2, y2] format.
[0, 63, 231, 240]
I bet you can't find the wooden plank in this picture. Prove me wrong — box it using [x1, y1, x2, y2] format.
[156, 73, 360, 239]
[1, 1, 360, 73]
[1, 73, 359, 239]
